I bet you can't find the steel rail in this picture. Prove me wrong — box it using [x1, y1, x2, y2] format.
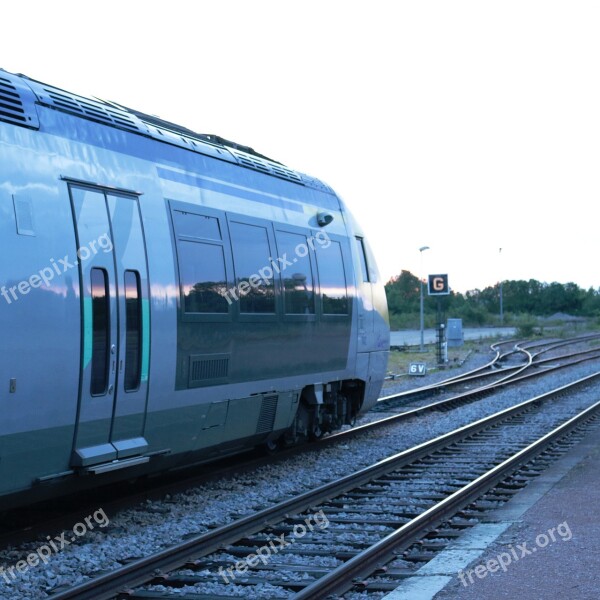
[294, 395, 600, 598]
[49, 371, 600, 600]
[378, 340, 600, 408]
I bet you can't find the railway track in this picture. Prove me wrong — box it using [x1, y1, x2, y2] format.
[47, 371, 600, 599]
[375, 333, 600, 411]
[2, 338, 599, 558]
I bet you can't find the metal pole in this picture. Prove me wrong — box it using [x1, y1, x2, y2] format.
[419, 246, 430, 352]
[420, 279, 425, 352]
[499, 248, 504, 325]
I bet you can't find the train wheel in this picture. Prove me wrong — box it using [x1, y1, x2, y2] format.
[308, 423, 323, 440]
[263, 438, 281, 454]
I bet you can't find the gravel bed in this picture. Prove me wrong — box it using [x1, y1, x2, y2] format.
[540, 341, 600, 362]
[189, 389, 600, 598]
[2, 356, 599, 599]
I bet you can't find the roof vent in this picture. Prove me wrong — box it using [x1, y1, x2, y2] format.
[0, 72, 39, 129]
[26, 81, 143, 134]
[300, 174, 334, 193]
[228, 148, 303, 184]
[0, 70, 332, 194]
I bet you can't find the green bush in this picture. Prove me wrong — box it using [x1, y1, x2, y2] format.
[515, 315, 538, 338]
[389, 311, 421, 330]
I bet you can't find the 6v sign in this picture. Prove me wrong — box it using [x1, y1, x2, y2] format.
[428, 274, 449, 295]
[409, 363, 427, 376]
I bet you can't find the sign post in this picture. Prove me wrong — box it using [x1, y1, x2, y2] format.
[427, 274, 449, 365]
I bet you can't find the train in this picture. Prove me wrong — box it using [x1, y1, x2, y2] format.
[0, 68, 389, 509]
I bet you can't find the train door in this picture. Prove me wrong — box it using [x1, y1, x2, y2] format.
[69, 184, 151, 470]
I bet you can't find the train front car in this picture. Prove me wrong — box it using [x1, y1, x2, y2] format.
[0, 67, 390, 508]
[341, 202, 390, 415]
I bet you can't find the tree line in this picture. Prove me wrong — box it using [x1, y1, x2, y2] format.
[385, 271, 600, 329]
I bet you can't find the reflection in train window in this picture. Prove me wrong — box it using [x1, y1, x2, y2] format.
[315, 240, 348, 315]
[90, 268, 110, 395]
[276, 231, 315, 314]
[172, 210, 221, 241]
[178, 240, 229, 313]
[229, 222, 275, 313]
[124, 270, 142, 391]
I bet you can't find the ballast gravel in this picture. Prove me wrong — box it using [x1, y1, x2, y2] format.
[1, 347, 599, 599]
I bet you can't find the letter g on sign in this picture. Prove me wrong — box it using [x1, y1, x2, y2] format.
[427, 274, 449, 295]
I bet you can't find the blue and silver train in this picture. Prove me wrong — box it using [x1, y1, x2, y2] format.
[0, 69, 389, 508]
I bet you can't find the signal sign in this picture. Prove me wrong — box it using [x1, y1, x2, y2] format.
[428, 274, 449, 295]
[409, 363, 427, 376]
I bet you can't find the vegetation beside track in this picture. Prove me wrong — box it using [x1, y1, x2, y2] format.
[386, 270, 600, 330]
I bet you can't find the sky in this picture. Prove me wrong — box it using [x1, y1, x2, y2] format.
[2, 1, 599, 293]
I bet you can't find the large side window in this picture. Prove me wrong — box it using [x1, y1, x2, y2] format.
[178, 241, 229, 313]
[315, 240, 349, 315]
[276, 231, 315, 315]
[171, 206, 229, 314]
[229, 221, 275, 314]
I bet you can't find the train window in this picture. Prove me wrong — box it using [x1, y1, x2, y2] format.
[229, 222, 275, 313]
[276, 231, 315, 314]
[356, 237, 370, 283]
[90, 268, 110, 396]
[172, 210, 221, 241]
[124, 270, 142, 392]
[315, 240, 349, 315]
[178, 240, 229, 313]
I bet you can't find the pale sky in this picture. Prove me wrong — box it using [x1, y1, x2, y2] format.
[2, 1, 599, 293]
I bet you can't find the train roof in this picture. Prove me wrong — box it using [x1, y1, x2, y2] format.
[0, 68, 333, 193]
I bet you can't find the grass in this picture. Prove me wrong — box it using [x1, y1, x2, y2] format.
[384, 340, 487, 380]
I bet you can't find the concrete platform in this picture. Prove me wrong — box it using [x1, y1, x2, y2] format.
[382, 421, 600, 600]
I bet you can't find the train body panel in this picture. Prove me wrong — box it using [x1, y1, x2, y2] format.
[0, 69, 389, 506]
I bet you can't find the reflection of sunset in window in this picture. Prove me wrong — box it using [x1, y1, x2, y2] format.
[90, 268, 109, 395]
[277, 231, 315, 314]
[178, 240, 229, 313]
[230, 221, 275, 314]
[316, 241, 348, 315]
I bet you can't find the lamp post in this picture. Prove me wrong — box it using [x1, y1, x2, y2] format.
[419, 245, 430, 352]
[499, 248, 504, 325]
